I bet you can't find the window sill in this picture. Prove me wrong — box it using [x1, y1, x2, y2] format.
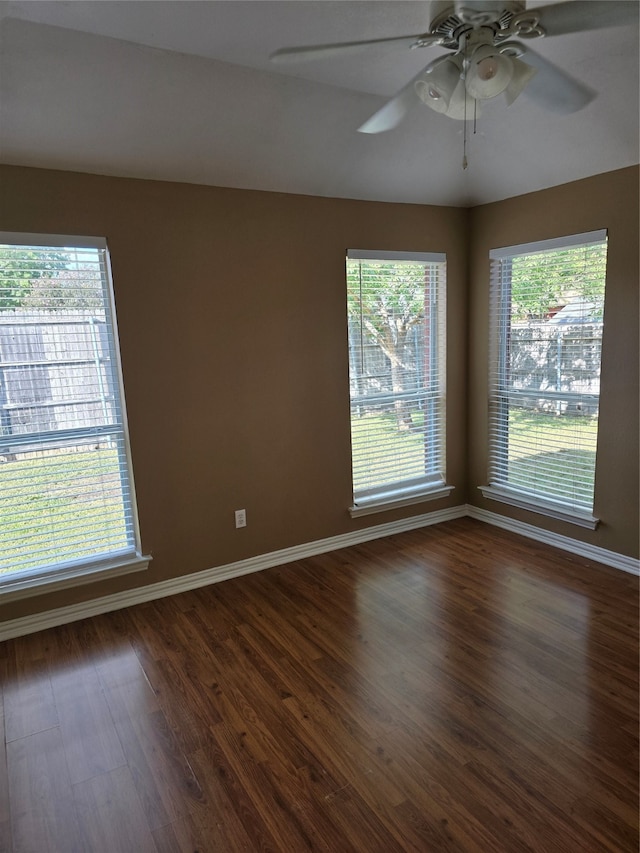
[349, 484, 454, 518]
[478, 485, 599, 530]
[0, 552, 152, 603]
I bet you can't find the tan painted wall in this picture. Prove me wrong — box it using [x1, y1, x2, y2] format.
[0, 165, 469, 621]
[468, 166, 639, 558]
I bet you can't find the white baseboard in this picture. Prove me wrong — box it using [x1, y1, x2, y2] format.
[466, 505, 640, 576]
[2, 503, 637, 641]
[0, 505, 466, 641]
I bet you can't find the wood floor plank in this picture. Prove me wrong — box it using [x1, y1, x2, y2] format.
[3, 653, 58, 744]
[210, 721, 340, 851]
[95, 632, 207, 830]
[49, 657, 126, 784]
[151, 808, 253, 853]
[2, 519, 638, 852]
[187, 739, 283, 851]
[7, 727, 82, 853]
[0, 659, 11, 853]
[125, 647, 211, 755]
[72, 765, 157, 853]
[210, 577, 326, 664]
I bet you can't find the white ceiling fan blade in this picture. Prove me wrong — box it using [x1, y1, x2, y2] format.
[514, 44, 596, 114]
[533, 1, 639, 37]
[357, 63, 438, 133]
[270, 33, 440, 64]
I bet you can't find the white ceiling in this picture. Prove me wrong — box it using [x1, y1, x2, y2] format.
[0, 0, 638, 206]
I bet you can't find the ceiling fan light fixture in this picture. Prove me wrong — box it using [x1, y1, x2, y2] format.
[503, 55, 537, 104]
[415, 56, 461, 113]
[465, 45, 513, 99]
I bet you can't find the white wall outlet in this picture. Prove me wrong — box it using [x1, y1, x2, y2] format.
[234, 508, 247, 528]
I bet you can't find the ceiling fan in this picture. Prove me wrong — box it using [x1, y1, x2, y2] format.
[270, 1, 638, 133]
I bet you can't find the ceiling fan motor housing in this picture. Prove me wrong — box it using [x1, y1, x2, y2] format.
[428, 1, 527, 48]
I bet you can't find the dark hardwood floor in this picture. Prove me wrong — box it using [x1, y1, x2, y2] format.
[1, 517, 638, 852]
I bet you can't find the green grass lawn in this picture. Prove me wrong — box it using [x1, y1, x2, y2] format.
[504, 409, 598, 502]
[351, 410, 428, 491]
[0, 445, 130, 575]
[351, 407, 598, 500]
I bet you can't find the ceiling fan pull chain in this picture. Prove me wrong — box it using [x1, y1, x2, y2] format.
[461, 33, 467, 170]
[462, 80, 468, 170]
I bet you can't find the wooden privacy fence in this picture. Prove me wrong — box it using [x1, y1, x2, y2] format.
[508, 322, 603, 413]
[348, 320, 426, 412]
[349, 317, 603, 415]
[0, 310, 117, 454]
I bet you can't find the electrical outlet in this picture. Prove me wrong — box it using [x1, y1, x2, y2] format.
[234, 509, 247, 529]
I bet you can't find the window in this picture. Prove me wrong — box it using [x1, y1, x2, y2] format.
[0, 233, 148, 598]
[346, 250, 450, 516]
[481, 230, 608, 528]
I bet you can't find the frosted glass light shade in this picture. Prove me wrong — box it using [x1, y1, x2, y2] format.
[504, 56, 538, 104]
[415, 57, 461, 113]
[466, 45, 513, 99]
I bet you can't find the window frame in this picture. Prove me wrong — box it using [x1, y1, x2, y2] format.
[480, 230, 607, 529]
[346, 249, 453, 517]
[0, 232, 149, 601]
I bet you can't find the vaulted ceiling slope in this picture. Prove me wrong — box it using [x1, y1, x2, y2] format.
[0, 1, 638, 206]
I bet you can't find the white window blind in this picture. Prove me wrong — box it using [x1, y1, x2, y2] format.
[347, 250, 448, 511]
[0, 233, 144, 587]
[485, 230, 607, 524]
